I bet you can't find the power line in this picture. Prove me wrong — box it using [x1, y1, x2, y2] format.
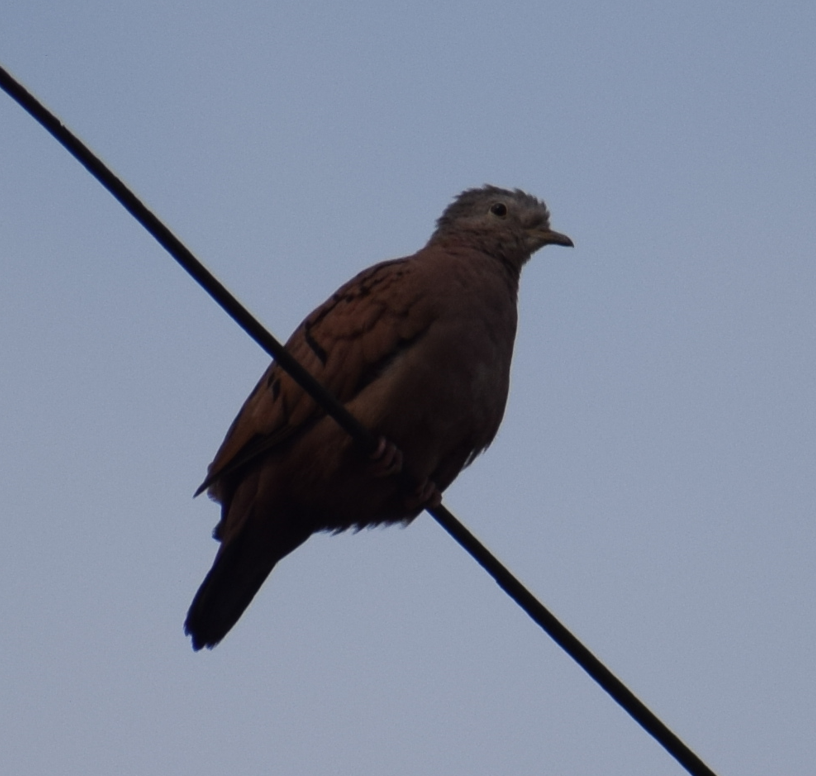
[0, 63, 718, 776]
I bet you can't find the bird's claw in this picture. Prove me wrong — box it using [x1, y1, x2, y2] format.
[405, 478, 443, 511]
[369, 436, 404, 477]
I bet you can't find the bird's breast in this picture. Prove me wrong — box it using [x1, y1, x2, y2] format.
[367, 280, 518, 474]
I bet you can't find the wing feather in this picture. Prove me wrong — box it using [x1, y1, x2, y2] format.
[197, 257, 433, 494]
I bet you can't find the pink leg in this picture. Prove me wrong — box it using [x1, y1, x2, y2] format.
[368, 436, 443, 510]
[368, 436, 404, 478]
[404, 477, 443, 511]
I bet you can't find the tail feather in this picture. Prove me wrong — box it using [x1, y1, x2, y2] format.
[185, 518, 311, 650]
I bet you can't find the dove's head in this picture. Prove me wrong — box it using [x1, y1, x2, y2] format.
[428, 185, 573, 271]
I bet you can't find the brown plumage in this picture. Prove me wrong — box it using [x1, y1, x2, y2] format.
[185, 185, 572, 650]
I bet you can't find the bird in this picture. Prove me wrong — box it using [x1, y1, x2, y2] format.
[185, 185, 573, 650]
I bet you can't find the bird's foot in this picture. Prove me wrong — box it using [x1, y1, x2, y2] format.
[369, 436, 441, 510]
[369, 436, 404, 477]
[404, 477, 443, 511]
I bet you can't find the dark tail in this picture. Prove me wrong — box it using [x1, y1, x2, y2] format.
[185, 519, 311, 650]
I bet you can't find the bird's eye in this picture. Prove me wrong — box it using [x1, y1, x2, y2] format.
[490, 202, 507, 217]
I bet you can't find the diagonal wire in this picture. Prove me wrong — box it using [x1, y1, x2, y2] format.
[0, 63, 718, 776]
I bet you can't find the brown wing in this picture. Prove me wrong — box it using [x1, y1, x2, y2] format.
[196, 255, 434, 496]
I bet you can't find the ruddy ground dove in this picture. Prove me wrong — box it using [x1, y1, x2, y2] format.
[185, 185, 572, 650]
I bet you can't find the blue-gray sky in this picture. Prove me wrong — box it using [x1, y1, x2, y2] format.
[1, 2, 814, 774]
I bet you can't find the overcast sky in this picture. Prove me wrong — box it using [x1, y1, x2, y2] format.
[1, 2, 815, 774]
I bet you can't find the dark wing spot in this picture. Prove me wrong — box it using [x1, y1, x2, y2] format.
[303, 325, 328, 365]
[308, 259, 407, 329]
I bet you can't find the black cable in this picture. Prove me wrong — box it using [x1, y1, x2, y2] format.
[0, 63, 718, 776]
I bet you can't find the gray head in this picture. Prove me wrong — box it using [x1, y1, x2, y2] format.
[428, 185, 573, 272]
